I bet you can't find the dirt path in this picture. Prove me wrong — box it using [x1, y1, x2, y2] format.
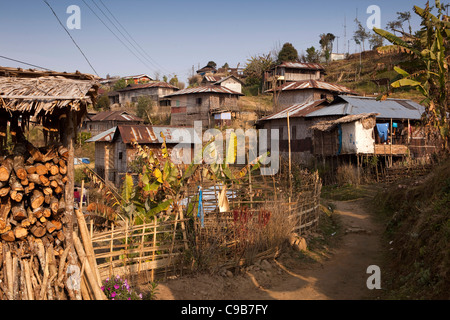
[152, 196, 385, 300]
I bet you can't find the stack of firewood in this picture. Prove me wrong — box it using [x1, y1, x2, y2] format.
[0, 143, 69, 248]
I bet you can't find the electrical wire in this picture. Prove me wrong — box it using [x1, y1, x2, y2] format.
[42, 0, 100, 77]
[0, 55, 52, 71]
[97, 0, 172, 75]
[80, 0, 157, 75]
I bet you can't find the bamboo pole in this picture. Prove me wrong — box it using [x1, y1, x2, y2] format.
[151, 216, 157, 282]
[109, 223, 114, 277]
[75, 208, 101, 287]
[73, 232, 106, 300]
[138, 223, 145, 274]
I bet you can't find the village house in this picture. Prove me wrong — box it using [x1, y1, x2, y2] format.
[166, 85, 243, 127]
[87, 125, 200, 188]
[111, 81, 179, 107]
[264, 62, 326, 91]
[100, 74, 154, 89]
[196, 65, 217, 76]
[81, 110, 144, 137]
[306, 95, 434, 159]
[267, 79, 358, 113]
[257, 95, 431, 166]
[201, 75, 244, 94]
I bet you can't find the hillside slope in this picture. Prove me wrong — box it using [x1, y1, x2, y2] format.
[324, 50, 424, 102]
[373, 158, 450, 299]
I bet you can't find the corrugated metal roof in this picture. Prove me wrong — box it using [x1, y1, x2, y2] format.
[116, 81, 179, 92]
[122, 74, 153, 80]
[306, 95, 425, 120]
[277, 62, 325, 70]
[267, 80, 357, 95]
[120, 125, 202, 144]
[89, 110, 143, 122]
[87, 125, 202, 144]
[203, 76, 222, 82]
[164, 85, 243, 97]
[258, 99, 328, 121]
[214, 75, 244, 85]
[86, 126, 118, 142]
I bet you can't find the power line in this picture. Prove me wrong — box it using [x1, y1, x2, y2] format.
[80, 0, 157, 75]
[42, 0, 99, 77]
[97, 0, 171, 75]
[92, 0, 169, 74]
[0, 55, 52, 71]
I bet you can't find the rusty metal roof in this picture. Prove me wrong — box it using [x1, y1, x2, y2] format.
[164, 85, 243, 97]
[258, 99, 329, 122]
[267, 80, 357, 95]
[89, 110, 143, 122]
[87, 125, 202, 144]
[116, 81, 179, 92]
[277, 62, 325, 70]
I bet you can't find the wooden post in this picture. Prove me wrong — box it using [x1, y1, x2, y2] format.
[287, 112, 292, 200]
[248, 149, 253, 209]
[390, 118, 393, 167]
[62, 110, 81, 300]
[109, 223, 114, 277]
[80, 180, 84, 211]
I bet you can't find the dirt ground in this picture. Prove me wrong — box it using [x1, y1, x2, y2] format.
[146, 196, 385, 300]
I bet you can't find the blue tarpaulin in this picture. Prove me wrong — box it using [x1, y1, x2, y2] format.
[376, 123, 389, 143]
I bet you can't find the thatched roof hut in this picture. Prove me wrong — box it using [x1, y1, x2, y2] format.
[0, 66, 102, 300]
[0, 66, 99, 127]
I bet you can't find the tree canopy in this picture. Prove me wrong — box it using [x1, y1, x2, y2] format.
[277, 43, 299, 64]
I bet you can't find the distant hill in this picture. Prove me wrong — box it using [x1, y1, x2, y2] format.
[323, 50, 424, 103]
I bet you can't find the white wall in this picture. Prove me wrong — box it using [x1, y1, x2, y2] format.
[340, 121, 374, 154]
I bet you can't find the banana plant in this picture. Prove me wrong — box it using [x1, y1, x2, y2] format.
[373, 0, 449, 149]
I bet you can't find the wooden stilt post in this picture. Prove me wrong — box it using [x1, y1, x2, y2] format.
[62, 110, 81, 300]
[287, 112, 292, 200]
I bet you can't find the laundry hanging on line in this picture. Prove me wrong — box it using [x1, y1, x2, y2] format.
[376, 123, 389, 143]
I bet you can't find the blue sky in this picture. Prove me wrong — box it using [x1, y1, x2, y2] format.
[0, 0, 434, 82]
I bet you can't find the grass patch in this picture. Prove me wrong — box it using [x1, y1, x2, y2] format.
[321, 184, 369, 201]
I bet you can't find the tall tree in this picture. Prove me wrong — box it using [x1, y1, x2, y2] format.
[304, 46, 320, 63]
[207, 61, 217, 68]
[243, 53, 275, 89]
[277, 43, 299, 64]
[354, 18, 370, 52]
[319, 33, 336, 62]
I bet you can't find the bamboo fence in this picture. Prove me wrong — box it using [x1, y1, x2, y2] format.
[90, 170, 322, 280]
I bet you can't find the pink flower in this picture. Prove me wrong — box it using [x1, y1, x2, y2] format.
[114, 284, 120, 290]
[111, 292, 117, 298]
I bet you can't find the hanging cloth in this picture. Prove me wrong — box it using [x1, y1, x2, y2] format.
[197, 186, 204, 228]
[376, 123, 389, 143]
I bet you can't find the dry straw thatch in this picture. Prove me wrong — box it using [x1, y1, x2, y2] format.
[0, 66, 99, 118]
[310, 113, 379, 132]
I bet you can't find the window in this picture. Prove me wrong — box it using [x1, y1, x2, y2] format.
[196, 98, 202, 105]
[119, 152, 123, 160]
[176, 100, 180, 107]
[291, 126, 297, 140]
